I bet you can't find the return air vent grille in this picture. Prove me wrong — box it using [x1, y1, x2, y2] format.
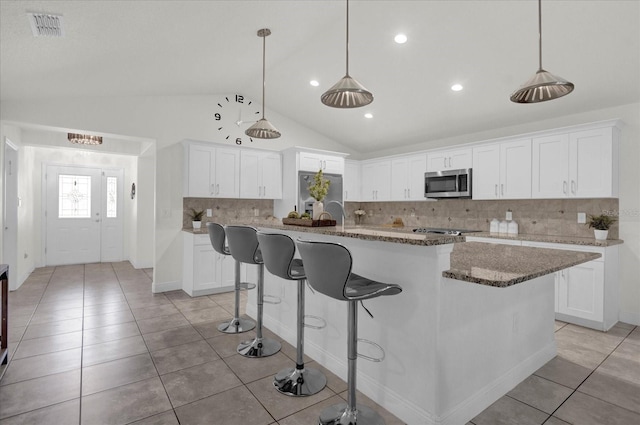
[28, 13, 64, 37]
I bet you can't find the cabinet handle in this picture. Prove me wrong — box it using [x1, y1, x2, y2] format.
[345, 190, 348, 200]
[563, 181, 567, 194]
[443, 158, 447, 168]
[501, 184, 504, 196]
[211, 183, 215, 195]
[448, 157, 452, 168]
[571, 180, 576, 194]
[262, 186, 266, 197]
[407, 188, 411, 198]
[495, 184, 498, 197]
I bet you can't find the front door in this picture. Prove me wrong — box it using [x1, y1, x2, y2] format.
[45, 165, 123, 265]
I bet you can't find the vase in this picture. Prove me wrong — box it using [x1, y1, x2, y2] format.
[594, 229, 608, 240]
[312, 201, 324, 220]
[192, 221, 202, 230]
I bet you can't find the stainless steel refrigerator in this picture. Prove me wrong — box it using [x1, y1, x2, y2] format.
[298, 171, 344, 224]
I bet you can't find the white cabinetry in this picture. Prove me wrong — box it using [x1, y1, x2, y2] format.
[532, 126, 619, 198]
[473, 139, 531, 200]
[391, 154, 427, 201]
[182, 232, 238, 297]
[344, 160, 361, 201]
[184, 143, 240, 198]
[299, 151, 345, 174]
[361, 160, 391, 201]
[239, 150, 282, 199]
[427, 149, 472, 172]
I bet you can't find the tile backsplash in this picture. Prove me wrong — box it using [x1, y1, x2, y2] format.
[183, 197, 619, 239]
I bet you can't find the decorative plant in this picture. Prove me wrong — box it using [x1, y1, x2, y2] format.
[188, 208, 205, 221]
[587, 214, 617, 230]
[308, 169, 330, 202]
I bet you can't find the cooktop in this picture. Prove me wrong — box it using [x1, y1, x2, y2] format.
[413, 227, 482, 236]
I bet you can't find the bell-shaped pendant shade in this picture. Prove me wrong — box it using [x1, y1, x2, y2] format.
[510, 69, 574, 103]
[321, 75, 373, 108]
[245, 118, 281, 139]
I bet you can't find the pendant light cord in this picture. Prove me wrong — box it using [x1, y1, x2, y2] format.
[538, 0, 543, 71]
[261, 33, 266, 119]
[345, 0, 350, 77]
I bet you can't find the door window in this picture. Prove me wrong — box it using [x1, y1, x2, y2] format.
[58, 174, 91, 218]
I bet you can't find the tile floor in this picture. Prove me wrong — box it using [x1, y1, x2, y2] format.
[0, 262, 638, 425]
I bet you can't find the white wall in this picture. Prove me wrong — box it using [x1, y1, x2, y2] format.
[1, 97, 637, 323]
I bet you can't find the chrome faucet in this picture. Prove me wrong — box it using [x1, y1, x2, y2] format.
[325, 200, 346, 231]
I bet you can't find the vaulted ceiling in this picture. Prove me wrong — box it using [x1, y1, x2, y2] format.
[1, 1, 639, 154]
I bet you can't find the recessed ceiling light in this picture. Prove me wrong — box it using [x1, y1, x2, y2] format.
[364, 113, 373, 119]
[310, 80, 320, 87]
[451, 84, 463, 92]
[394, 34, 407, 44]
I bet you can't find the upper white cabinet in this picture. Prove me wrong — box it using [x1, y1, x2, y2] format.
[239, 150, 282, 199]
[532, 126, 619, 198]
[299, 151, 345, 175]
[427, 148, 472, 172]
[473, 139, 532, 200]
[184, 144, 240, 198]
[361, 160, 391, 201]
[344, 160, 361, 202]
[391, 154, 427, 201]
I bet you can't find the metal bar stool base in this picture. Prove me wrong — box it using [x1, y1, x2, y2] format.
[237, 337, 281, 358]
[217, 317, 255, 334]
[274, 366, 327, 397]
[319, 403, 385, 425]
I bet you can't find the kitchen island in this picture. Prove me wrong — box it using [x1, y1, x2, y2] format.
[236, 224, 599, 425]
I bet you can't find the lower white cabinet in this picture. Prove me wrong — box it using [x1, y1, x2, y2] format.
[467, 237, 619, 331]
[183, 232, 238, 297]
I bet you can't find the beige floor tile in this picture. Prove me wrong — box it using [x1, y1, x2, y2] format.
[172, 297, 218, 312]
[0, 370, 80, 420]
[194, 316, 255, 339]
[151, 340, 220, 375]
[507, 375, 573, 414]
[544, 417, 571, 425]
[534, 355, 593, 389]
[0, 398, 79, 425]
[557, 324, 625, 355]
[277, 395, 347, 425]
[180, 305, 231, 325]
[224, 351, 292, 384]
[81, 377, 172, 425]
[471, 395, 549, 425]
[625, 327, 640, 346]
[0, 348, 81, 385]
[12, 331, 82, 360]
[246, 375, 334, 420]
[82, 321, 141, 346]
[142, 325, 203, 352]
[82, 353, 158, 396]
[579, 370, 640, 414]
[132, 303, 181, 321]
[82, 301, 130, 317]
[128, 410, 179, 425]
[29, 307, 84, 324]
[556, 338, 609, 370]
[336, 389, 407, 425]
[206, 331, 257, 358]
[161, 359, 243, 407]
[137, 313, 190, 335]
[22, 317, 83, 340]
[596, 342, 640, 386]
[83, 309, 135, 330]
[82, 335, 148, 367]
[174, 386, 273, 425]
[555, 391, 640, 425]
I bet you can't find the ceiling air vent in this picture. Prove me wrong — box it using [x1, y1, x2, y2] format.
[28, 13, 64, 37]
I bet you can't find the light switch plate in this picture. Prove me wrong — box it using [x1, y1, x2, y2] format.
[577, 212, 586, 224]
[206, 209, 212, 217]
[506, 211, 512, 221]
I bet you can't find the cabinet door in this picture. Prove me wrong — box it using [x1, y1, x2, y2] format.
[501, 139, 532, 199]
[299, 152, 324, 172]
[407, 154, 427, 200]
[427, 152, 449, 172]
[239, 150, 260, 199]
[558, 261, 604, 322]
[427, 149, 471, 172]
[532, 134, 569, 198]
[344, 160, 361, 201]
[374, 161, 392, 201]
[217, 253, 236, 288]
[361, 162, 378, 201]
[214, 148, 240, 198]
[472, 144, 500, 200]
[390, 157, 409, 200]
[260, 153, 282, 199]
[570, 128, 614, 198]
[187, 144, 216, 197]
[299, 152, 344, 174]
[449, 149, 472, 170]
[193, 244, 219, 291]
[321, 155, 345, 175]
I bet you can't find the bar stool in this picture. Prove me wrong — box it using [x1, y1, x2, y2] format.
[297, 239, 402, 425]
[257, 231, 327, 396]
[225, 225, 281, 358]
[206, 222, 255, 334]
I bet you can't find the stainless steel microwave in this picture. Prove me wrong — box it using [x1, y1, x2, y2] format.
[424, 168, 472, 198]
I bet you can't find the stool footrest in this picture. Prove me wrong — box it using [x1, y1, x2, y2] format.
[356, 338, 385, 363]
[263, 294, 282, 305]
[303, 314, 326, 330]
[239, 282, 256, 290]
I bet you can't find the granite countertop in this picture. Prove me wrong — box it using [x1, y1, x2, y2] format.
[444, 242, 601, 288]
[184, 221, 463, 247]
[470, 232, 623, 247]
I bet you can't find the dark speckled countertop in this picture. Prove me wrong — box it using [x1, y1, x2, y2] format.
[444, 242, 601, 287]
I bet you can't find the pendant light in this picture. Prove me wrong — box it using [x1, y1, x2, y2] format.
[510, 0, 574, 103]
[321, 0, 373, 108]
[246, 28, 281, 139]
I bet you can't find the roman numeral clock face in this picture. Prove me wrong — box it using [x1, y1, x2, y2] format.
[214, 95, 261, 145]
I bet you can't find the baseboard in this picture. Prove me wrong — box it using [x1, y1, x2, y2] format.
[619, 310, 640, 326]
[10, 267, 34, 291]
[190, 286, 234, 297]
[152, 280, 181, 293]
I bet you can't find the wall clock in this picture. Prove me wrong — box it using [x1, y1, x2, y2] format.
[214, 94, 261, 145]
